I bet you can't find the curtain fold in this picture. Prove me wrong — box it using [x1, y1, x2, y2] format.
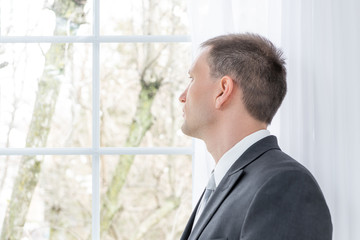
[188, 0, 360, 239]
[281, 1, 360, 239]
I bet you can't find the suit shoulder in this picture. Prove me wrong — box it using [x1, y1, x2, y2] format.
[253, 148, 313, 176]
[241, 150, 333, 239]
[243, 148, 324, 194]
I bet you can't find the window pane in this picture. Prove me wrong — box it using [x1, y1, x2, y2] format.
[100, 0, 189, 35]
[100, 43, 191, 147]
[0, 43, 92, 148]
[101, 155, 192, 239]
[1, 0, 92, 36]
[0, 155, 92, 239]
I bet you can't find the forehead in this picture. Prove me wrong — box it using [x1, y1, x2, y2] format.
[189, 47, 211, 75]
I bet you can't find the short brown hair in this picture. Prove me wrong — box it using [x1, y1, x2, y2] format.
[201, 33, 287, 124]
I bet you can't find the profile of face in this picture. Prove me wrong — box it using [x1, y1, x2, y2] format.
[178, 48, 218, 139]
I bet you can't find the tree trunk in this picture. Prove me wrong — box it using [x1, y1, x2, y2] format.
[0, 1, 86, 239]
[100, 77, 162, 234]
[100, 19, 182, 237]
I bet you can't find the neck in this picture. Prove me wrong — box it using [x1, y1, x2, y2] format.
[202, 121, 267, 163]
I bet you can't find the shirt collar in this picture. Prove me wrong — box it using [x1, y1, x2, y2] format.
[213, 129, 270, 187]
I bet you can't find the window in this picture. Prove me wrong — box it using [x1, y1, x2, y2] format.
[0, 0, 192, 239]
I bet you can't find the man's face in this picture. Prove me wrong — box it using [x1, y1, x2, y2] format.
[179, 48, 218, 139]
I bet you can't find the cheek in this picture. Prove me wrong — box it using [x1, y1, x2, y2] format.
[187, 82, 214, 110]
[186, 85, 196, 103]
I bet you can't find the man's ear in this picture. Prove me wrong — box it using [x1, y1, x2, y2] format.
[215, 76, 234, 109]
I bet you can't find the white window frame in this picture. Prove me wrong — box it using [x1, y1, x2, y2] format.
[0, 1, 193, 239]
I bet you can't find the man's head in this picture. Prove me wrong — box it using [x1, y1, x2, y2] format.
[179, 33, 287, 139]
[201, 33, 287, 124]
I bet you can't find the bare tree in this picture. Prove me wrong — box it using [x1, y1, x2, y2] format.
[100, 0, 189, 237]
[1, 0, 190, 239]
[0, 0, 87, 239]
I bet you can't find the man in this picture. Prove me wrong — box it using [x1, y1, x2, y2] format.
[179, 33, 332, 240]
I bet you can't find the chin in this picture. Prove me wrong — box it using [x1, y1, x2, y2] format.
[181, 124, 193, 137]
[181, 125, 189, 136]
[181, 124, 200, 139]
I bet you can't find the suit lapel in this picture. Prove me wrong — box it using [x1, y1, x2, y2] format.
[188, 136, 280, 240]
[188, 169, 244, 239]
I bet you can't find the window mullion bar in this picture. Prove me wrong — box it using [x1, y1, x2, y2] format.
[92, 0, 100, 238]
[0, 36, 94, 43]
[100, 147, 193, 155]
[98, 35, 191, 42]
[0, 148, 93, 155]
[0, 147, 193, 155]
[0, 35, 191, 43]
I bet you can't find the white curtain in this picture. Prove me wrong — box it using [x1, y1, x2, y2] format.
[187, 0, 360, 239]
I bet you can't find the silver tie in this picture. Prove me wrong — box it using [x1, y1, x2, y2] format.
[193, 171, 216, 227]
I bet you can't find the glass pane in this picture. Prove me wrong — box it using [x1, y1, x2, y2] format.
[1, 0, 93, 36]
[0, 43, 92, 148]
[0, 155, 92, 239]
[101, 155, 192, 239]
[100, 0, 189, 35]
[100, 42, 191, 147]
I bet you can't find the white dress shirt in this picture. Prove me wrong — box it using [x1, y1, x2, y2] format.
[213, 129, 270, 187]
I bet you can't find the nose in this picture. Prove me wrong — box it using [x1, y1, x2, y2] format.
[179, 87, 187, 103]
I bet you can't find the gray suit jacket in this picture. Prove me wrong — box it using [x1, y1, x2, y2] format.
[180, 136, 332, 240]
